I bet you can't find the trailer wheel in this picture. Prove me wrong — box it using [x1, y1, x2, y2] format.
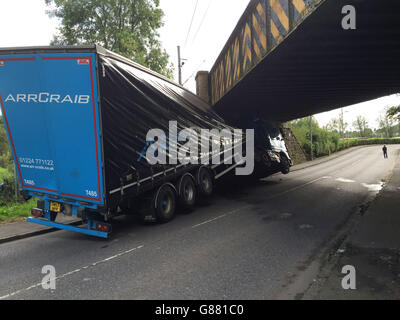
[197, 167, 213, 197]
[153, 183, 176, 223]
[178, 173, 197, 209]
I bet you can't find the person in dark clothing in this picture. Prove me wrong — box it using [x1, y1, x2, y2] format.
[383, 145, 388, 159]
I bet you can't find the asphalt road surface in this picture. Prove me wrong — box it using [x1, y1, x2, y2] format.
[0, 145, 397, 300]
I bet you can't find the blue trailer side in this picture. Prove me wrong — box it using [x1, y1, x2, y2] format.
[0, 50, 110, 237]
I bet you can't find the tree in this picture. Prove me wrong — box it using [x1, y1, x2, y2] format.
[0, 118, 10, 154]
[352, 115, 369, 137]
[289, 117, 341, 158]
[386, 102, 400, 121]
[45, 0, 173, 78]
[387, 106, 400, 120]
[325, 118, 339, 132]
[338, 109, 348, 138]
[386, 104, 400, 136]
[326, 110, 348, 137]
[0, 117, 14, 175]
[377, 108, 395, 138]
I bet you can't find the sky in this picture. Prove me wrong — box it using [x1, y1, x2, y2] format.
[1, 0, 399, 130]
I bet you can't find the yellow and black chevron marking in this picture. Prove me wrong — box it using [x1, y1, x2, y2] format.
[211, 0, 268, 104]
[232, 38, 241, 82]
[216, 60, 224, 101]
[292, 0, 308, 23]
[293, 0, 306, 13]
[210, 0, 314, 104]
[224, 49, 232, 90]
[270, 0, 289, 45]
[242, 22, 252, 72]
[253, 2, 267, 59]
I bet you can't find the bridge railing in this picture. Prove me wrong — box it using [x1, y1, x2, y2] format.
[210, 0, 324, 105]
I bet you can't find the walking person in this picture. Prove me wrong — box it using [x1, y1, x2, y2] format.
[382, 145, 388, 159]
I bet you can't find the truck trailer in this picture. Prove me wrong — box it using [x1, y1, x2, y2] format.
[0, 45, 292, 238]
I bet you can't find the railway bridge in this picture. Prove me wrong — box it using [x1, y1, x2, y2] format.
[196, 0, 400, 125]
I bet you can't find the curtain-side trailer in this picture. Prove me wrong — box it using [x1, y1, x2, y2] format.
[0, 45, 291, 238]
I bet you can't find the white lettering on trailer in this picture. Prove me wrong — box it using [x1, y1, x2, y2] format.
[24, 179, 35, 186]
[50, 94, 60, 103]
[61, 95, 73, 104]
[39, 93, 49, 103]
[78, 95, 90, 104]
[28, 94, 38, 103]
[19, 157, 55, 172]
[4, 93, 90, 104]
[5, 94, 15, 102]
[17, 94, 26, 103]
[85, 190, 98, 198]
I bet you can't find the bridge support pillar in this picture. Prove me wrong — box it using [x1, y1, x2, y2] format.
[195, 71, 210, 105]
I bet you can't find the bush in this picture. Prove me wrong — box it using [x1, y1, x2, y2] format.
[289, 118, 400, 159]
[0, 152, 13, 171]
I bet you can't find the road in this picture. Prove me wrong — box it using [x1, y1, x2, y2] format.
[0, 145, 397, 300]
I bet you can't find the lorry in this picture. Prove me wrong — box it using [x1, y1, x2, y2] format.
[0, 45, 292, 238]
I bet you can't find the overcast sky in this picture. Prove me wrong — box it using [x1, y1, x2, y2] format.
[1, 0, 399, 130]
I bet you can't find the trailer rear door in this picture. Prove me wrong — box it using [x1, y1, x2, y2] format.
[0, 52, 104, 205]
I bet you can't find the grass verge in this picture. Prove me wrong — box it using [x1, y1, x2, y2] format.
[0, 199, 36, 223]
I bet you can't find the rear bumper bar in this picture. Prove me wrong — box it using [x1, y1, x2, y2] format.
[27, 217, 109, 238]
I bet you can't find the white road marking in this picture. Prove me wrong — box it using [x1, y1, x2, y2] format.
[267, 176, 328, 200]
[192, 176, 332, 229]
[336, 178, 355, 183]
[0, 244, 144, 300]
[279, 213, 293, 220]
[361, 183, 383, 193]
[191, 206, 253, 229]
[191, 214, 228, 229]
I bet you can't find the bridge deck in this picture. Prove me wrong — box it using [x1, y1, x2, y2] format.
[211, 0, 400, 124]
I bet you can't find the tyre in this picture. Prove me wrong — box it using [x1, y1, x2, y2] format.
[178, 174, 197, 209]
[197, 167, 213, 197]
[153, 184, 177, 223]
[280, 154, 291, 175]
